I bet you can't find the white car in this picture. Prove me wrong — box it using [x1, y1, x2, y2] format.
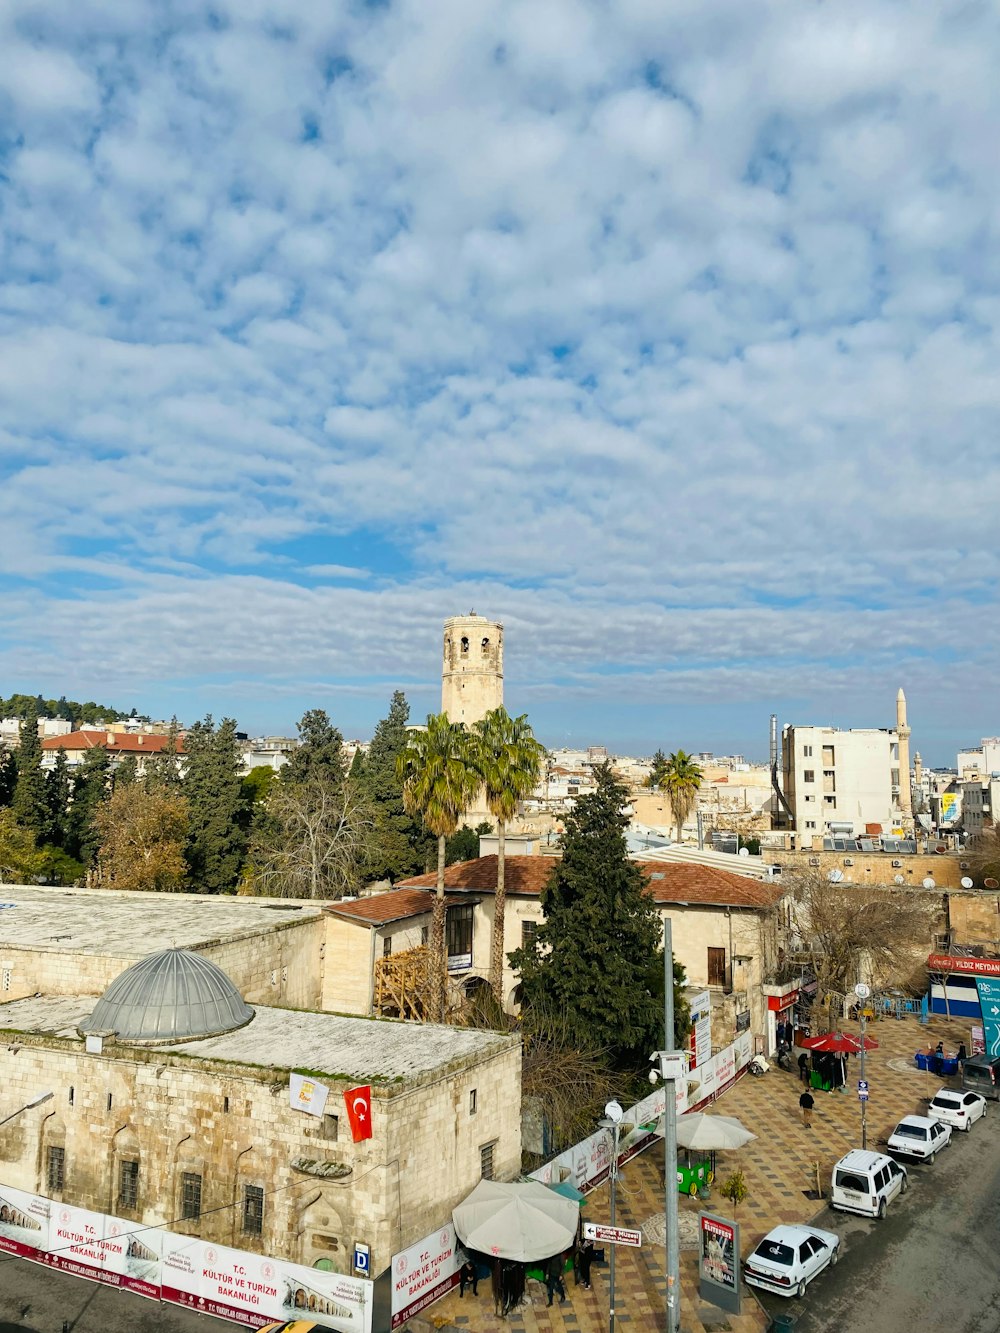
[887, 1113, 952, 1160]
[927, 1087, 987, 1132]
[743, 1224, 840, 1299]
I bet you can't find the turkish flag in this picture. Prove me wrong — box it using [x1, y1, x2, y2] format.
[343, 1085, 373, 1142]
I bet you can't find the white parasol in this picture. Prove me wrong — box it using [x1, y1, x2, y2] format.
[452, 1179, 580, 1262]
[655, 1111, 757, 1151]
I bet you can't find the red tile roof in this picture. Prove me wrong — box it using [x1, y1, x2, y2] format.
[397, 856, 784, 910]
[41, 730, 182, 754]
[324, 889, 477, 926]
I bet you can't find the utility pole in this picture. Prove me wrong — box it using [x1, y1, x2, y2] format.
[664, 920, 680, 1333]
[855, 981, 871, 1150]
[599, 1101, 625, 1333]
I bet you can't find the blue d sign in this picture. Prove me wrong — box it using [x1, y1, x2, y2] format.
[354, 1244, 370, 1274]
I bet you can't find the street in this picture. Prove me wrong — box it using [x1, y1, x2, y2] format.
[752, 1112, 1000, 1333]
[0, 1257, 231, 1333]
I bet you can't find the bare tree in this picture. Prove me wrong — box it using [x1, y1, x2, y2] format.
[788, 872, 940, 1011]
[248, 777, 375, 900]
[968, 825, 1000, 889]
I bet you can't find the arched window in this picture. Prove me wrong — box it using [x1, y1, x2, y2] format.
[481, 637, 490, 655]
[460, 636, 469, 655]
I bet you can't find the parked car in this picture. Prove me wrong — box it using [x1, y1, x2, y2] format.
[962, 1055, 1000, 1100]
[831, 1148, 907, 1217]
[887, 1114, 952, 1160]
[743, 1224, 840, 1299]
[927, 1087, 987, 1132]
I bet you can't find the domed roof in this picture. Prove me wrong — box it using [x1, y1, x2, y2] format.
[79, 948, 254, 1044]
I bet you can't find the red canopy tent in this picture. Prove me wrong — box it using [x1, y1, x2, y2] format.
[800, 1032, 878, 1053]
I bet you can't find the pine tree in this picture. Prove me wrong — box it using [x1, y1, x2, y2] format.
[66, 747, 112, 867]
[282, 710, 346, 787]
[183, 716, 249, 893]
[12, 704, 47, 841]
[113, 755, 139, 789]
[43, 750, 72, 848]
[509, 763, 664, 1066]
[360, 691, 432, 882]
[0, 751, 16, 808]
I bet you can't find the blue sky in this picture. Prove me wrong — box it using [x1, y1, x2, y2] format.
[2, 1, 998, 764]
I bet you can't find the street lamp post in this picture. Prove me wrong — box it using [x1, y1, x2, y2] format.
[0, 1091, 54, 1129]
[598, 1100, 625, 1333]
[854, 981, 871, 1150]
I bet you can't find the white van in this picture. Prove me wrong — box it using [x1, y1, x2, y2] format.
[830, 1149, 908, 1218]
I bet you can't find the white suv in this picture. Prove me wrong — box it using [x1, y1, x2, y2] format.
[831, 1149, 907, 1218]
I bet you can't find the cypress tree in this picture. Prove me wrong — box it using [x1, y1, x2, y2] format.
[282, 710, 346, 787]
[0, 751, 16, 808]
[360, 691, 433, 881]
[43, 750, 72, 848]
[66, 747, 112, 866]
[509, 763, 664, 1067]
[183, 716, 249, 893]
[12, 704, 47, 841]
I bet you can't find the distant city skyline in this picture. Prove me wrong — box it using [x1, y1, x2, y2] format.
[2, 5, 998, 769]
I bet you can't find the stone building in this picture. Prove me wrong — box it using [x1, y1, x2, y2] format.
[0, 891, 521, 1290]
[441, 612, 503, 727]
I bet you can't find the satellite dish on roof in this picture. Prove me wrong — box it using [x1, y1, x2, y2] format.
[961, 876, 974, 889]
[894, 875, 905, 885]
[738, 847, 750, 858]
[922, 877, 936, 890]
[828, 869, 844, 883]
[985, 877, 999, 890]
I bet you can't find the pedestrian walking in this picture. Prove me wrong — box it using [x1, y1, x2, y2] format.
[798, 1051, 810, 1083]
[957, 1042, 968, 1068]
[799, 1089, 815, 1128]
[576, 1236, 594, 1289]
[545, 1252, 567, 1306]
[459, 1257, 478, 1297]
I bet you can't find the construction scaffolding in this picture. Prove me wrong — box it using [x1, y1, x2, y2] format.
[373, 945, 433, 1021]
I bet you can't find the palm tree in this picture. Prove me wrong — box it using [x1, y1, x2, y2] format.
[659, 750, 703, 843]
[471, 707, 546, 1005]
[396, 714, 480, 1022]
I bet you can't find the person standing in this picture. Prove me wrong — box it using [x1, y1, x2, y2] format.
[799, 1089, 815, 1128]
[545, 1252, 567, 1306]
[957, 1042, 968, 1068]
[576, 1236, 594, 1290]
[798, 1051, 810, 1083]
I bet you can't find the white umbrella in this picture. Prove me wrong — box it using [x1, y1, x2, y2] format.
[655, 1112, 757, 1150]
[452, 1179, 580, 1262]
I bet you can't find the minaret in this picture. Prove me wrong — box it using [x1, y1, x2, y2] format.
[896, 688, 913, 831]
[441, 612, 503, 726]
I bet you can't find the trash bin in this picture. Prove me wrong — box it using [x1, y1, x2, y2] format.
[769, 1313, 797, 1333]
[941, 1057, 959, 1076]
[915, 1052, 927, 1070]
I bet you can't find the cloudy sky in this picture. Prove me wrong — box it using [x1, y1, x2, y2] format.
[1, 0, 998, 762]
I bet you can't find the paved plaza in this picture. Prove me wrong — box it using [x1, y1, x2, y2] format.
[420, 1010, 973, 1333]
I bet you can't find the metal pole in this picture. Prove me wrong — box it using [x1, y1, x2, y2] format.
[664, 919, 680, 1333]
[609, 1121, 619, 1333]
[860, 1007, 868, 1151]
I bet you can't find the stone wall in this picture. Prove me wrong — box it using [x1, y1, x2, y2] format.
[322, 917, 376, 1014]
[0, 1030, 520, 1279]
[772, 848, 965, 889]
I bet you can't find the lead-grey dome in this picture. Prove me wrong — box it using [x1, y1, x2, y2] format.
[79, 948, 254, 1044]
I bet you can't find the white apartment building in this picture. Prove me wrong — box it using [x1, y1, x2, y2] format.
[781, 724, 901, 845]
[961, 779, 1000, 838]
[957, 739, 1000, 783]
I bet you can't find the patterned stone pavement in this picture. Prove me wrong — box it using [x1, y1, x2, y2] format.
[417, 1011, 972, 1333]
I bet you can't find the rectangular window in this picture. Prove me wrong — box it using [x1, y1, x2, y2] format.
[803, 770, 815, 783]
[446, 905, 474, 970]
[805, 820, 816, 829]
[118, 1160, 139, 1209]
[46, 1146, 65, 1193]
[480, 1142, 496, 1181]
[242, 1185, 264, 1236]
[382, 935, 392, 958]
[822, 745, 835, 766]
[707, 947, 727, 987]
[521, 920, 538, 948]
[470, 1089, 478, 1115]
[181, 1172, 202, 1220]
[803, 745, 813, 758]
[420, 926, 429, 946]
[824, 795, 836, 806]
[322, 1114, 339, 1142]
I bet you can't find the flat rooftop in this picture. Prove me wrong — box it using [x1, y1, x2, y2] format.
[0, 883, 322, 956]
[0, 995, 517, 1081]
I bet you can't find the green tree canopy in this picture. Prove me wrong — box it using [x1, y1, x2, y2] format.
[65, 746, 112, 866]
[509, 763, 664, 1067]
[282, 710, 346, 787]
[183, 716, 249, 893]
[43, 750, 72, 849]
[358, 691, 432, 882]
[647, 748, 670, 789]
[12, 704, 47, 841]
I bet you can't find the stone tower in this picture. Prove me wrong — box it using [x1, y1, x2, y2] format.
[441, 613, 504, 726]
[896, 687, 913, 832]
